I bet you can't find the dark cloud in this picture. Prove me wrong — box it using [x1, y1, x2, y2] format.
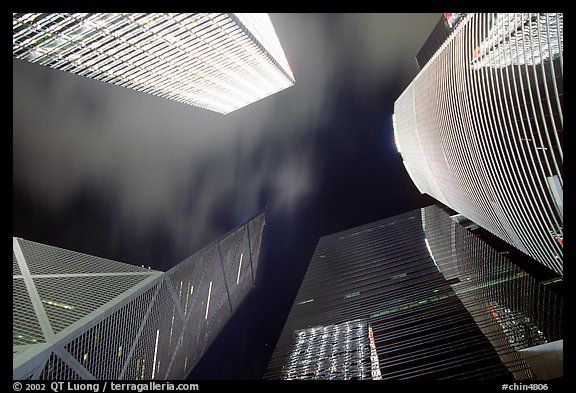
[13, 13, 440, 263]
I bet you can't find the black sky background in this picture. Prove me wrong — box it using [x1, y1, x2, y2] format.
[13, 13, 440, 379]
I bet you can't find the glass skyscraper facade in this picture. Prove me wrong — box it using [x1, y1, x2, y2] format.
[13, 211, 266, 380]
[264, 205, 562, 380]
[12, 13, 295, 114]
[393, 13, 563, 275]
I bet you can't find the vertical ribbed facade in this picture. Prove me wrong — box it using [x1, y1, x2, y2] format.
[393, 13, 563, 275]
[13, 211, 266, 380]
[12, 13, 294, 114]
[421, 205, 563, 379]
[264, 205, 562, 380]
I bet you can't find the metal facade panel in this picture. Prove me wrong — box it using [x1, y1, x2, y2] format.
[13, 210, 267, 380]
[393, 13, 563, 275]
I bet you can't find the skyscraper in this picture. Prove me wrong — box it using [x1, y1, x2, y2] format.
[393, 13, 563, 275]
[12, 13, 295, 114]
[13, 210, 266, 380]
[264, 205, 562, 380]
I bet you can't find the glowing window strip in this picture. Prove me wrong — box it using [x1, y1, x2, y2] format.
[368, 325, 381, 380]
[424, 238, 439, 271]
[236, 253, 243, 284]
[392, 113, 401, 153]
[151, 328, 159, 379]
[169, 305, 175, 344]
[184, 282, 191, 315]
[205, 281, 212, 320]
[42, 299, 76, 310]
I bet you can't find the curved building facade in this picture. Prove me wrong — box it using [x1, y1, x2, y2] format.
[393, 13, 563, 275]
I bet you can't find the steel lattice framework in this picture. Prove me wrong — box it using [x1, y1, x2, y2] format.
[393, 13, 563, 275]
[12, 13, 295, 114]
[13, 211, 266, 380]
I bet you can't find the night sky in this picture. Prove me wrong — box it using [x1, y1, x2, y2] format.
[13, 13, 440, 379]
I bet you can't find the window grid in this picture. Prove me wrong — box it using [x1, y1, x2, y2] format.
[13, 13, 294, 114]
[13, 211, 267, 380]
[265, 206, 561, 380]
